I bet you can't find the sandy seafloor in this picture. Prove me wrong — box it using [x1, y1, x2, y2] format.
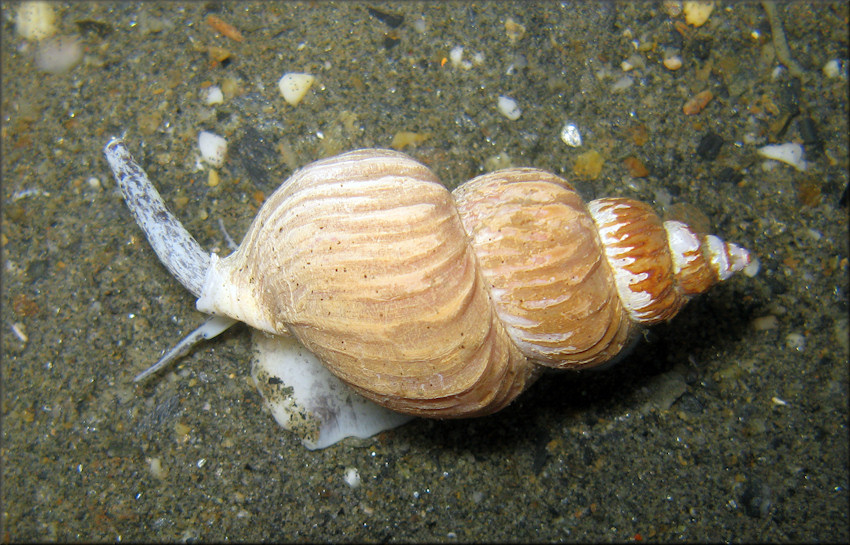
[1, 1, 848, 541]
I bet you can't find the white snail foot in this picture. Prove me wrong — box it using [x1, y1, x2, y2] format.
[250, 332, 414, 450]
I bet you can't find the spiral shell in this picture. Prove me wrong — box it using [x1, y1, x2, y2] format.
[195, 148, 754, 418]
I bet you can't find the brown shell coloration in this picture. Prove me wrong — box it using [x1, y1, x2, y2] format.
[453, 169, 635, 368]
[197, 149, 754, 418]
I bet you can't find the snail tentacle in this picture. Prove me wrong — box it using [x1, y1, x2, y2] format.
[133, 315, 237, 382]
[104, 138, 211, 298]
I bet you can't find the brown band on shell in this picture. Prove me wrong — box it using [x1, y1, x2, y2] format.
[587, 198, 687, 324]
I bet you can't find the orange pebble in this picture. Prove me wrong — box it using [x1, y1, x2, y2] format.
[623, 156, 649, 177]
[207, 15, 244, 42]
[683, 90, 714, 115]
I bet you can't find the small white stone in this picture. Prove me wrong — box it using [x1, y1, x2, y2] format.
[198, 131, 227, 168]
[278, 73, 315, 106]
[204, 85, 224, 105]
[148, 457, 165, 479]
[785, 332, 806, 352]
[449, 46, 464, 67]
[343, 467, 361, 488]
[621, 54, 644, 72]
[757, 142, 807, 172]
[683, 1, 714, 27]
[663, 54, 683, 71]
[742, 257, 761, 278]
[560, 122, 582, 147]
[751, 315, 779, 331]
[822, 59, 842, 79]
[497, 95, 521, 120]
[611, 75, 634, 92]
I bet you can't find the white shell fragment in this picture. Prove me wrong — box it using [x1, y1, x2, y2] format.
[560, 122, 582, 147]
[757, 142, 807, 172]
[498, 95, 522, 120]
[198, 131, 227, 168]
[278, 72, 315, 106]
[251, 333, 413, 450]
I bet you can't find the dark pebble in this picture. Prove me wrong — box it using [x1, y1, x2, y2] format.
[697, 131, 724, 161]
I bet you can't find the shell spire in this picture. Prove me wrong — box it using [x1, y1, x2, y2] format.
[588, 197, 757, 326]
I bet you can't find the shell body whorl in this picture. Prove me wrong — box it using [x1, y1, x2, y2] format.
[200, 149, 538, 417]
[197, 148, 754, 418]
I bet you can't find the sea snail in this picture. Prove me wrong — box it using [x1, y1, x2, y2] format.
[104, 139, 759, 449]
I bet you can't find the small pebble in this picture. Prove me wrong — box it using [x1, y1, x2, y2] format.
[751, 315, 779, 331]
[35, 35, 83, 74]
[10, 322, 28, 343]
[663, 52, 683, 71]
[683, 90, 714, 115]
[198, 130, 227, 168]
[785, 332, 806, 352]
[449, 46, 465, 68]
[683, 1, 714, 27]
[623, 156, 649, 177]
[343, 467, 361, 488]
[573, 149, 604, 180]
[390, 131, 430, 150]
[697, 132, 724, 161]
[560, 122, 582, 147]
[207, 169, 220, 187]
[822, 59, 842, 79]
[278, 73, 315, 106]
[15, 1, 56, 41]
[611, 75, 634, 92]
[497, 95, 521, 120]
[148, 457, 166, 479]
[484, 153, 513, 172]
[505, 17, 526, 43]
[204, 85, 224, 105]
[621, 54, 645, 72]
[663, 1, 683, 17]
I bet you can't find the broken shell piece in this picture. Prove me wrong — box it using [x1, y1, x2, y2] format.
[278, 73, 315, 106]
[758, 142, 807, 172]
